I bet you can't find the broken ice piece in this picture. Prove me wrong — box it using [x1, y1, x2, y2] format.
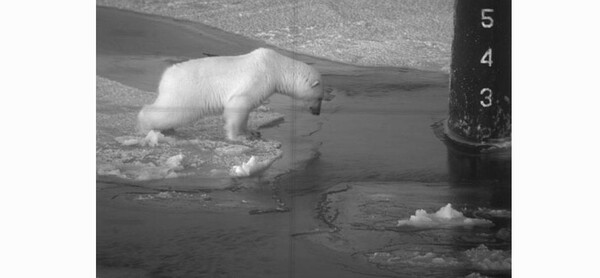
[141, 130, 175, 147]
[397, 204, 493, 227]
[230, 155, 279, 177]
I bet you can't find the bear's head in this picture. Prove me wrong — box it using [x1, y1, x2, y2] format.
[295, 67, 324, 116]
[306, 79, 324, 115]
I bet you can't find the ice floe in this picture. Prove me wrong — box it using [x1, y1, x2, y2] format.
[96, 76, 300, 183]
[397, 203, 493, 227]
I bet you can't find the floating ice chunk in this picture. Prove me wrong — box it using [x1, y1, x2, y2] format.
[140, 130, 176, 147]
[476, 208, 511, 218]
[114, 136, 140, 146]
[368, 252, 394, 264]
[143, 130, 162, 147]
[135, 154, 184, 180]
[134, 191, 212, 201]
[135, 165, 171, 181]
[231, 156, 258, 177]
[367, 251, 459, 267]
[435, 203, 465, 219]
[465, 244, 511, 271]
[144, 130, 162, 147]
[495, 228, 511, 241]
[465, 273, 490, 278]
[431, 257, 445, 264]
[230, 155, 278, 177]
[397, 204, 493, 227]
[165, 154, 184, 168]
[96, 163, 127, 179]
[97, 154, 185, 181]
[114, 130, 175, 147]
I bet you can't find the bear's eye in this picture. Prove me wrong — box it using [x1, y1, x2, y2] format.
[311, 81, 320, 88]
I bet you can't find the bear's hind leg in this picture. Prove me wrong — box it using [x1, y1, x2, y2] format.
[138, 105, 194, 133]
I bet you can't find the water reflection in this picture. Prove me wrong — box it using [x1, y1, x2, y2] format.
[445, 140, 512, 210]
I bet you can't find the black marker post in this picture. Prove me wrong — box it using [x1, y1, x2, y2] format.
[446, 0, 511, 150]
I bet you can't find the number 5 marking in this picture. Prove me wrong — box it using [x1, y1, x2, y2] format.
[481, 9, 494, 28]
[480, 88, 493, 107]
[481, 48, 493, 67]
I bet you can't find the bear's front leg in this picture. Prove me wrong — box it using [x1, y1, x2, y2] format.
[223, 96, 258, 141]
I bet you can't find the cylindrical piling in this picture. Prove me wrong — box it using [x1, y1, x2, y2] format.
[447, 0, 511, 149]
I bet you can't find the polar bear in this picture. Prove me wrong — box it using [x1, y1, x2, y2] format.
[138, 48, 324, 141]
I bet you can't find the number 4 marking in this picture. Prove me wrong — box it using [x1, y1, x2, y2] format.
[481, 9, 494, 28]
[481, 48, 492, 67]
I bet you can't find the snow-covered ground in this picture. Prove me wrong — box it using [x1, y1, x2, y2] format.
[97, 0, 453, 71]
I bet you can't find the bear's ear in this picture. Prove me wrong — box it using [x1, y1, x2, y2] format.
[311, 80, 320, 88]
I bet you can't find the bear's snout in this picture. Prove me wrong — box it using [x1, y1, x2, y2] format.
[309, 100, 321, 115]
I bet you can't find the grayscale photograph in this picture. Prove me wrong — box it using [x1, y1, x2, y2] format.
[96, 0, 510, 277]
[8, 1, 600, 277]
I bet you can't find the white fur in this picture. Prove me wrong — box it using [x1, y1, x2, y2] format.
[138, 48, 323, 141]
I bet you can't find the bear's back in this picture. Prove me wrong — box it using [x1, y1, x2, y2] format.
[249, 48, 278, 58]
[162, 53, 261, 87]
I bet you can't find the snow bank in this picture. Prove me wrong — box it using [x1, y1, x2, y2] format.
[397, 204, 493, 227]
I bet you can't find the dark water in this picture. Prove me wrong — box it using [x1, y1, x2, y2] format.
[97, 6, 510, 278]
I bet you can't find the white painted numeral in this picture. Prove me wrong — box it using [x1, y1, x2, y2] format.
[480, 48, 493, 67]
[481, 9, 494, 28]
[480, 88, 493, 107]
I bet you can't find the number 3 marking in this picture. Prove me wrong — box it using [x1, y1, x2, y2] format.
[480, 88, 493, 107]
[481, 9, 494, 28]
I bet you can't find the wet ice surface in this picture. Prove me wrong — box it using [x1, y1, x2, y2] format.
[96, 7, 511, 278]
[305, 182, 511, 277]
